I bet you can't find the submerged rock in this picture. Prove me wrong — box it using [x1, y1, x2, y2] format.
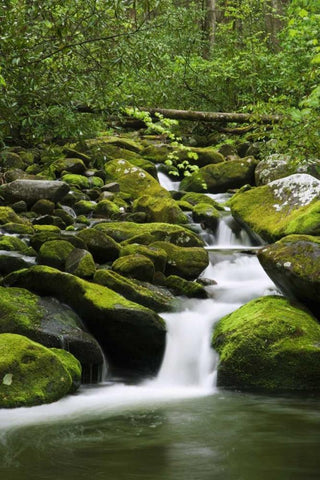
[258, 235, 320, 318]
[230, 174, 320, 242]
[4, 266, 166, 375]
[212, 296, 320, 392]
[0, 333, 81, 408]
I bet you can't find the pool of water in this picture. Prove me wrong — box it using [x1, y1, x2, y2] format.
[1, 389, 320, 480]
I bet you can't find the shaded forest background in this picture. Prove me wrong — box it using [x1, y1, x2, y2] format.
[0, 0, 319, 157]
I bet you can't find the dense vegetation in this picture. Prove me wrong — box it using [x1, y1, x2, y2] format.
[0, 0, 319, 157]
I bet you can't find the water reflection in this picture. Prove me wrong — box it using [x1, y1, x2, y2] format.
[1, 391, 320, 480]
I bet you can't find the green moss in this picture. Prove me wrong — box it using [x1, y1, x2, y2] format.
[0, 235, 34, 255]
[112, 254, 155, 282]
[95, 199, 121, 219]
[50, 348, 82, 393]
[94, 269, 173, 312]
[230, 185, 320, 242]
[0, 333, 75, 408]
[51, 157, 86, 176]
[76, 228, 120, 262]
[104, 159, 167, 200]
[212, 296, 320, 392]
[0, 286, 45, 331]
[74, 200, 97, 215]
[39, 240, 75, 269]
[192, 203, 221, 231]
[61, 174, 90, 189]
[150, 241, 209, 279]
[0, 207, 28, 225]
[94, 221, 204, 247]
[180, 192, 225, 211]
[132, 195, 188, 224]
[120, 244, 167, 272]
[65, 248, 96, 278]
[33, 225, 61, 233]
[165, 275, 207, 298]
[88, 176, 104, 188]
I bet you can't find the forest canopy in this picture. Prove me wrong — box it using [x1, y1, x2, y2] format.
[0, 0, 319, 157]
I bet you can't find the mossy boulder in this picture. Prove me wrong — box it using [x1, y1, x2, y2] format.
[165, 275, 208, 298]
[0, 286, 103, 379]
[230, 174, 320, 242]
[0, 206, 29, 225]
[4, 266, 166, 375]
[51, 157, 86, 176]
[94, 221, 204, 247]
[31, 199, 55, 215]
[49, 348, 82, 392]
[38, 240, 75, 269]
[254, 154, 296, 186]
[76, 228, 120, 263]
[98, 136, 144, 154]
[30, 231, 86, 252]
[0, 333, 80, 408]
[61, 174, 90, 189]
[132, 195, 187, 224]
[142, 143, 172, 163]
[94, 269, 174, 312]
[212, 296, 320, 392]
[180, 157, 258, 193]
[180, 192, 225, 211]
[258, 235, 320, 318]
[120, 244, 167, 273]
[74, 200, 97, 215]
[192, 203, 221, 231]
[112, 254, 155, 282]
[94, 199, 121, 219]
[65, 248, 96, 278]
[0, 235, 35, 256]
[176, 146, 225, 168]
[0, 151, 25, 170]
[150, 241, 209, 279]
[104, 158, 167, 200]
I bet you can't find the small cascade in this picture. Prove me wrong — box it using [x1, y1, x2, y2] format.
[215, 215, 252, 247]
[157, 169, 180, 191]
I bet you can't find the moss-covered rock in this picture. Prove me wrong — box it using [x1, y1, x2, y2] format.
[61, 174, 90, 189]
[258, 235, 320, 318]
[49, 348, 82, 392]
[254, 154, 296, 186]
[120, 244, 167, 272]
[180, 192, 225, 211]
[51, 157, 87, 176]
[38, 240, 75, 269]
[132, 195, 187, 224]
[0, 235, 35, 256]
[0, 333, 79, 408]
[150, 241, 209, 279]
[0, 206, 29, 225]
[30, 231, 86, 251]
[65, 248, 96, 278]
[165, 275, 208, 298]
[0, 286, 104, 378]
[94, 269, 174, 312]
[104, 158, 167, 200]
[4, 266, 166, 375]
[142, 143, 172, 163]
[180, 157, 258, 193]
[192, 203, 221, 231]
[76, 228, 120, 263]
[212, 296, 320, 392]
[94, 221, 204, 247]
[74, 199, 97, 215]
[112, 254, 155, 282]
[31, 199, 55, 215]
[230, 174, 320, 242]
[94, 199, 121, 219]
[176, 146, 225, 168]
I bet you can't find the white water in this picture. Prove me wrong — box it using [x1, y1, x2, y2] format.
[0, 184, 277, 431]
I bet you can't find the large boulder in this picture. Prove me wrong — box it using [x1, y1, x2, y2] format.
[0, 286, 104, 377]
[4, 266, 166, 375]
[104, 158, 166, 200]
[258, 235, 320, 318]
[0, 333, 81, 408]
[0, 180, 69, 206]
[255, 155, 320, 186]
[132, 195, 187, 224]
[230, 174, 320, 242]
[180, 157, 258, 193]
[212, 296, 320, 392]
[94, 221, 204, 247]
[150, 241, 209, 279]
[94, 270, 174, 312]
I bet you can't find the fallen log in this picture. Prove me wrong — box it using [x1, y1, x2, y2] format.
[139, 107, 282, 124]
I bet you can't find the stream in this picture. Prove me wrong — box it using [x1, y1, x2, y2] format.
[1, 174, 320, 479]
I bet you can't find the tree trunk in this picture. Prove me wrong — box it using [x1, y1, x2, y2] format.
[203, 0, 217, 59]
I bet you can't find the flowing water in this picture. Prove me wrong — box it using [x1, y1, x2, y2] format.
[1, 172, 320, 479]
